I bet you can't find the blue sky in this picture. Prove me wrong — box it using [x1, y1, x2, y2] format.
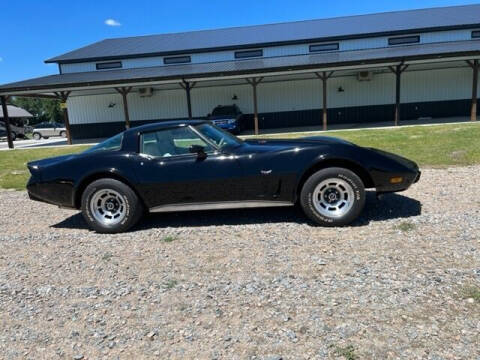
[0, 0, 476, 84]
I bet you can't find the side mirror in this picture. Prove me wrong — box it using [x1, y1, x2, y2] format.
[189, 144, 207, 160]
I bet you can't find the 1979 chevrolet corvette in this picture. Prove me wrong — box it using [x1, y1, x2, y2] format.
[27, 120, 420, 233]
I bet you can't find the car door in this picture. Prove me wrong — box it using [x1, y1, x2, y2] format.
[230, 140, 300, 202]
[52, 123, 59, 136]
[132, 126, 245, 209]
[43, 123, 55, 137]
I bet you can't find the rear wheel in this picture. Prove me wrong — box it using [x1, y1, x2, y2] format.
[33, 132, 41, 140]
[300, 167, 365, 226]
[81, 178, 143, 233]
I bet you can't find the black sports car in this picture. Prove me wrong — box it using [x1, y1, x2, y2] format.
[27, 120, 420, 233]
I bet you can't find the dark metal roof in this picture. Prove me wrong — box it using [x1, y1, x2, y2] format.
[2, 40, 480, 94]
[46, 4, 480, 64]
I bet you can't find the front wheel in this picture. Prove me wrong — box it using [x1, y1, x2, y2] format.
[60, 130, 67, 138]
[81, 178, 144, 233]
[300, 167, 365, 226]
[33, 132, 42, 140]
[11, 132, 16, 141]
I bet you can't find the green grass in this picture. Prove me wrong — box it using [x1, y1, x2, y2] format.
[163, 279, 178, 289]
[460, 285, 480, 303]
[161, 235, 178, 243]
[0, 145, 88, 190]
[333, 344, 358, 360]
[1, 122, 480, 191]
[250, 122, 480, 167]
[396, 221, 416, 232]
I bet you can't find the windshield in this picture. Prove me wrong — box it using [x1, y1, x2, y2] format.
[212, 106, 236, 116]
[194, 123, 242, 149]
[84, 133, 123, 153]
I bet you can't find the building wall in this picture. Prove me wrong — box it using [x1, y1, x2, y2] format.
[60, 29, 477, 74]
[67, 66, 476, 139]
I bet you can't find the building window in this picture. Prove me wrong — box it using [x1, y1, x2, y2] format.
[234, 49, 263, 59]
[309, 43, 339, 52]
[163, 56, 191, 65]
[96, 61, 122, 70]
[472, 30, 480, 38]
[388, 35, 420, 46]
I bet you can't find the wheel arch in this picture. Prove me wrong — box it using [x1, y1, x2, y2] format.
[74, 172, 146, 209]
[296, 158, 374, 198]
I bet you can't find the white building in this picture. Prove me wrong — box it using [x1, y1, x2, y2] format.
[0, 4, 479, 140]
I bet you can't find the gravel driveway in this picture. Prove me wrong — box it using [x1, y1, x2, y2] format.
[0, 166, 479, 359]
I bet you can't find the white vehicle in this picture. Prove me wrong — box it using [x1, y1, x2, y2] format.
[32, 122, 67, 140]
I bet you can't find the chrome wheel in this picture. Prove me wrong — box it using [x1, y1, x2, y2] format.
[312, 178, 355, 218]
[90, 189, 127, 226]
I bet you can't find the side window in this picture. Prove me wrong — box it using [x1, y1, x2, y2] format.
[140, 127, 213, 157]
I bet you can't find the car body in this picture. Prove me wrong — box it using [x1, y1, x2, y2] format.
[207, 105, 243, 134]
[32, 122, 66, 140]
[27, 120, 420, 233]
[0, 120, 27, 140]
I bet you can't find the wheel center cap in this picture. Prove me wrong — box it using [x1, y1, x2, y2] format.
[324, 188, 340, 204]
[106, 202, 115, 211]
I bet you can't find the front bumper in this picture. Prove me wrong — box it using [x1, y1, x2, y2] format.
[375, 169, 421, 194]
[210, 120, 240, 133]
[369, 148, 421, 193]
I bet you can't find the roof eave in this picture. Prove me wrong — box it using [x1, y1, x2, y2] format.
[3, 49, 479, 96]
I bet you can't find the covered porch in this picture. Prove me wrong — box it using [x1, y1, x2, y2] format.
[0, 40, 479, 149]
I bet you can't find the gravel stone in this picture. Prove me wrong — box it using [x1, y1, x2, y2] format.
[0, 166, 479, 359]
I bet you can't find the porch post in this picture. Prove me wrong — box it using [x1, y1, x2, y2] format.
[0, 95, 14, 149]
[467, 60, 479, 121]
[180, 80, 196, 119]
[315, 71, 334, 131]
[246, 77, 264, 135]
[55, 91, 72, 144]
[115, 87, 132, 129]
[389, 63, 408, 126]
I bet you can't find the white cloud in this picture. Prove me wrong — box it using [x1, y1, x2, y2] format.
[105, 18, 121, 27]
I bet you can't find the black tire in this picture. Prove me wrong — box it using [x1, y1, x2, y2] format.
[60, 131, 67, 138]
[33, 132, 42, 140]
[300, 167, 365, 226]
[11, 132, 16, 141]
[81, 178, 143, 233]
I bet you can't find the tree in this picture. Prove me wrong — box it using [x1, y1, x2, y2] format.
[11, 97, 63, 124]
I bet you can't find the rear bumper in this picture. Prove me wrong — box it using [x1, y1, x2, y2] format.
[27, 177, 76, 208]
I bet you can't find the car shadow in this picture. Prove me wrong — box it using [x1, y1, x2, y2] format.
[52, 192, 421, 231]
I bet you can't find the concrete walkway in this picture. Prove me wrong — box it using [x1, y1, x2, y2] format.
[0, 116, 475, 150]
[0, 137, 101, 151]
[241, 116, 473, 136]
